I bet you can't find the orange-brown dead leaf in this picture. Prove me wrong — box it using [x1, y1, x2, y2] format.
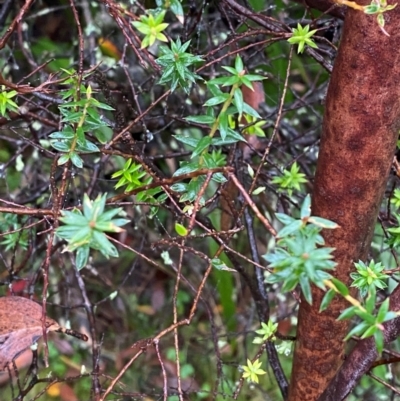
[0, 296, 88, 371]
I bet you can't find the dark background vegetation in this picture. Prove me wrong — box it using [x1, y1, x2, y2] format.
[0, 0, 400, 400]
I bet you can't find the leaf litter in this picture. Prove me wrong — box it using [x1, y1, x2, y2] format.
[0, 296, 88, 370]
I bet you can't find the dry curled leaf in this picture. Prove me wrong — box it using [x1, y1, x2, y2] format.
[0, 296, 88, 371]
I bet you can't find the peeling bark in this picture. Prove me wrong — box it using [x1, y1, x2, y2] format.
[288, 5, 400, 400]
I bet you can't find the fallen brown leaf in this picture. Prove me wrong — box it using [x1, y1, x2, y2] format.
[0, 296, 88, 370]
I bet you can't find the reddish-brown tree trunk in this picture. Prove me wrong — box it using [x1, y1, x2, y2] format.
[288, 4, 400, 400]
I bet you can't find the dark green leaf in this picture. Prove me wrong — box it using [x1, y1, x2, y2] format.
[331, 278, 349, 297]
[242, 102, 261, 119]
[70, 152, 83, 168]
[374, 330, 384, 355]
[275, 213, 296, 226]
[219, 112, 229, 140]
[51, 141, 71, 152]
[299, 275, 312, 304]
[174, 134, 200, 148]
[192, 136, 212, 158]
[92, 230, 118, 258]
[338, 306, 357, 320]
[76, 246, 89, 270]
[277, 220, 303, 238]
[212, 172, 226, 183]
[234, 88, 244, 116]
[185, 115, 215, 124]
[320, 289, 336, 312]
[173, 161, 200, 176]
[343, 321, 370, 340]
[204, 95, 229, 107]
[354, 310, 376, 325]
[49, 130, 74, 139]
[170, 183, 187, 192]
[76, 140, 100, 153]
